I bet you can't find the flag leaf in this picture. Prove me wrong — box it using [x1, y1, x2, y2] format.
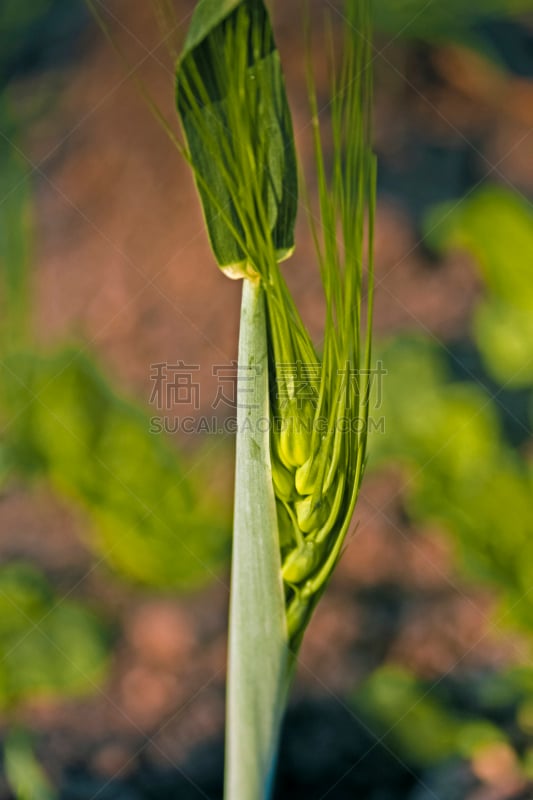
[176, 0, 297, 277]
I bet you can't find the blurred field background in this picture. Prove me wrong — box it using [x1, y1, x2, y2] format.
[1, 1, 533, 798]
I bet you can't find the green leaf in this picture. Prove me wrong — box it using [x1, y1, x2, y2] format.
[176, 0, 297, 276]
[372, 0, 533, 41]
[0, 348, 230, 590]
[225, 279, 290, 799]
[178, 0, 242, 52]
[0, 103, 32, 350]
[368, 333, 533, 631]
[473, 300, 533, 388]
[4, 729, 57, 800]
[424, 187, 533, 387]
[0, 563, 109, 707]
[353, 666, 509, 768]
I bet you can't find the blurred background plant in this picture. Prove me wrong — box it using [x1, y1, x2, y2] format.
[0, 103, 230, 591]
[0, 0, 532, 798]
[1, 5, 230, 793]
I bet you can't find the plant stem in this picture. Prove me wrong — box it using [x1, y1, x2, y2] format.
[225, 277, 289, 800]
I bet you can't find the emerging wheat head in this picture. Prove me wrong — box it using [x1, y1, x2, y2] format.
[174, 0, 376, 646]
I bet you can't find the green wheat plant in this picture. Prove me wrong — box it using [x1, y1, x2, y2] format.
[174, 1, 375, 794]
[90, 0, 375, 795]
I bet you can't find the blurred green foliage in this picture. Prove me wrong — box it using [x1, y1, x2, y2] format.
[0, 562, 109, 708]
[0, 0, 52, 31]
[425, 187, 533, 388]
[0, 114, 31, 349]
[367, 186, 533, 630]
[1, 107, 108, 749]
[352, 666, 533, 773]
[370, 335, 533, 629]
[0, 348, 231, 589]
[372, 0, 533, 41]
[0, 109, 230, 591]
[0, 59, 230, 798]
[4, 728, 57, 800]
[361, 185, 533, 782]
